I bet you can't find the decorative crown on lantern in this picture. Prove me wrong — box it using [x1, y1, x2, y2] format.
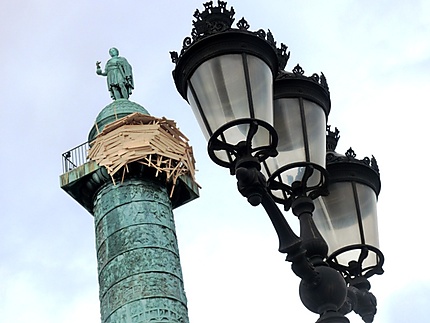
[170, 0, 290, 71]
[192, 0, 235, 36]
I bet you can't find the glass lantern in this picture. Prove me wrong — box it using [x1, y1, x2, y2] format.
[313, 138, 383, 280]
[264, 67, 331, 207]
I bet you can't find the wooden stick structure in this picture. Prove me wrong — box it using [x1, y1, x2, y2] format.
[88, 112, 199, 196]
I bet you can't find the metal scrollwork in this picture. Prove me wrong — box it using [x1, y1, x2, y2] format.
[172, 1, 285, 68]
[182, 37, 192, 51]
[277, 43, 290, 71]
[371, 156, 379, 173]
[236, 17, 250, 30]
[208, 21, 229, 33]
[193, 9, 201, 19]
[170, 51, 179, 64]
[254, 29, 266, 39]
[293, 64, 305, 75]
[218, 0, 227, 9]
[320, 72, 329, 90]
[311, 73, 320, 83]
[363, 157, 371, 166]
[325, 138, 380, 176]
[203, 1, 213, 10]
[266, 29, 276, 46]
[346, 147, 357, 159]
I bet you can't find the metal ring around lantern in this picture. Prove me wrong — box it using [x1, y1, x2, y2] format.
[267, 162, 329, 210]
[207, 118, 278, 174]
[327, 244, 385, 282]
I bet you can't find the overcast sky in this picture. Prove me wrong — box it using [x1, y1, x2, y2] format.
[1, 0, 430, 322]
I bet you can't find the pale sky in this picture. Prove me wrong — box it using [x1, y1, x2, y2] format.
[1, 1, 430, 322]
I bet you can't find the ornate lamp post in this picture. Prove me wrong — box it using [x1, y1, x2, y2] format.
[170, 2, 383, 322]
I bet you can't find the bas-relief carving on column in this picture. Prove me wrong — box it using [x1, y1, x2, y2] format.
[94, 179, 172, 221]
[95, 202, 176, 250]
[106, 298, 189, 323]
[101, 272, 188, 321]
[93, 178, 189, 323]
[98, 248, 184, 297]
[97, 223, 180, 268]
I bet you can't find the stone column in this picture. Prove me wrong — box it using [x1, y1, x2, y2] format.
[93, 178, 189, 323]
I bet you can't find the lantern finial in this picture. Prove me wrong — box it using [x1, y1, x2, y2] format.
[192, 1, 236, 37]
[326, 125, 340, 151]
[170, 1, 289, 70]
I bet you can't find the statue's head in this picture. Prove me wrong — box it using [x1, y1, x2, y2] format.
[109, 47, 119, 57]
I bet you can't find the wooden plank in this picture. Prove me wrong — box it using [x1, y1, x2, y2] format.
[87, 112, 198, 191]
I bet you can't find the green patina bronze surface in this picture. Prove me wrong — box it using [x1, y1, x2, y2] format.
[94, 178, 189, 323]
[96, 48, 134, 100]
[60, 162, 199, 212]
[88, 99, 150, 142]
[60, 49, 196, 323]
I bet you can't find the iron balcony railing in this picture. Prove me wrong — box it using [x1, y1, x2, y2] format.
[62, 141, 90, 173]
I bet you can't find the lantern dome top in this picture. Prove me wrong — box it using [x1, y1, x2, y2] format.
[325, 126, 381, 196]
[170, 0, 290, 74]
[277, 64, 330, 92]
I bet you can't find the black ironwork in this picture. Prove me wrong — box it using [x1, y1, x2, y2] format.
[326, 128, 380, 178]
[327, 244, 384, 281]
[207, 118, 278, 174]
[326, 125, 340, 151]
[170, 0, 289, 101]
[267, 162, 329, 210]
[321, 127, 383, 322]
[324, 142, 382, 279]
[326, 149, 380, 186]
[62, 141, 90, 172]
[206, 118, 350, 322]
[171, 0, 288, 61]
[275, 68, 331, 110]
[260, 69, 331, 210]
[172, 2, 384, 322]
[340, 276, 378, 323]
[289, 64, 329, 92]
[235, 156, 349, 323]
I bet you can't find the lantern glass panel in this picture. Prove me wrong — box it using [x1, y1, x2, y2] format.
[313, 181, 379, 269]
[263, 99, 326, 197]
[187, 54, 273, 146]
[357, 182, 380, 247]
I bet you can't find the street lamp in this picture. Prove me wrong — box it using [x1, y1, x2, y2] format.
[170, 2, 383, 323]
[264, 65, 331, 210]
[313, 126, 383, 322]
[171, 1, 283, 174]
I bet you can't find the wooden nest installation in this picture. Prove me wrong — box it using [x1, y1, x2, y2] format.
[88, 112, 198, 197]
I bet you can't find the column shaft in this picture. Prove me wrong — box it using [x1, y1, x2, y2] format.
[93, 178, 189, 323]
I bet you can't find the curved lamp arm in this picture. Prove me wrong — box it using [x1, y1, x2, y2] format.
[236, 165, 349, 323]
[236, 166, 318, 284]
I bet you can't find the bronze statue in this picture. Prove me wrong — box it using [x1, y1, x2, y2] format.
[96, 48, 134, 100]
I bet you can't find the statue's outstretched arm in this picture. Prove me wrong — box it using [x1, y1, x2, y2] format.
[96, 61, 107, 76]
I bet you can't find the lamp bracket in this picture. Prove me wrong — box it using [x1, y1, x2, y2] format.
[235, 162, 349, 321]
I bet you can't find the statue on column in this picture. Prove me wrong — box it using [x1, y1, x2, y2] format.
[96, 48, 134, 100]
